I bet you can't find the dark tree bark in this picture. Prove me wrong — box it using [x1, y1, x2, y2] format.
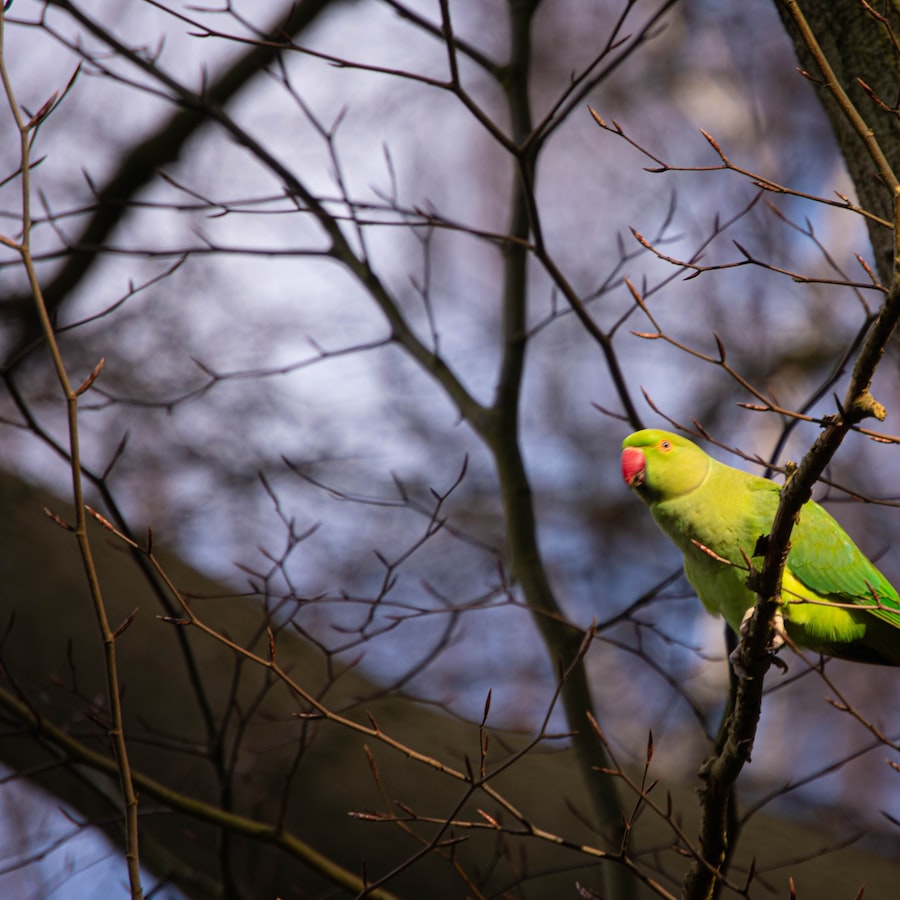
[773, 0, 900, 282]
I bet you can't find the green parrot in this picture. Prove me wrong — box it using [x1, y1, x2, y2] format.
[621, 428, 900, 665]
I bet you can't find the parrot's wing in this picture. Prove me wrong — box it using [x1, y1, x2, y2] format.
[787, 500, 900, 630]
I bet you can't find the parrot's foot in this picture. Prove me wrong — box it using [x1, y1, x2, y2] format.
[729, 609, 787, 678]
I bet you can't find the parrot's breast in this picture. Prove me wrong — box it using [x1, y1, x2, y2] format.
[648, 464, 777, 630]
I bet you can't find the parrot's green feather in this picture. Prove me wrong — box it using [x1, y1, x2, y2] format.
[622, 429, 900, 665]
[787, 501, 900, 627]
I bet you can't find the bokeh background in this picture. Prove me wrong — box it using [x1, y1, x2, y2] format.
[1, 1, 898, 896]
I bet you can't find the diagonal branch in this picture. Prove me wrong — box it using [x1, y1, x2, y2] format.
[4, 0, 346, 366]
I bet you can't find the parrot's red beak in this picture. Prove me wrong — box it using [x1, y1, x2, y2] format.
[621, 447, 646, 488]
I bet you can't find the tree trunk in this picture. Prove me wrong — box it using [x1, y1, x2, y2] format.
[773, 0, 900, 282]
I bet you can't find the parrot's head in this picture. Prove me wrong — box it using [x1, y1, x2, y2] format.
[621, 429, 710, 502]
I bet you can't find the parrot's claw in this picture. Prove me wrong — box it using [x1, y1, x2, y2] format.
[729, 609, 788, 678]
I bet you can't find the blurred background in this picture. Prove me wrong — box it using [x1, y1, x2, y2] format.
[0, 0, 898, 897]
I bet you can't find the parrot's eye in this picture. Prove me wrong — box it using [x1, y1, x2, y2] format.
[659, 440, 672, 452]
